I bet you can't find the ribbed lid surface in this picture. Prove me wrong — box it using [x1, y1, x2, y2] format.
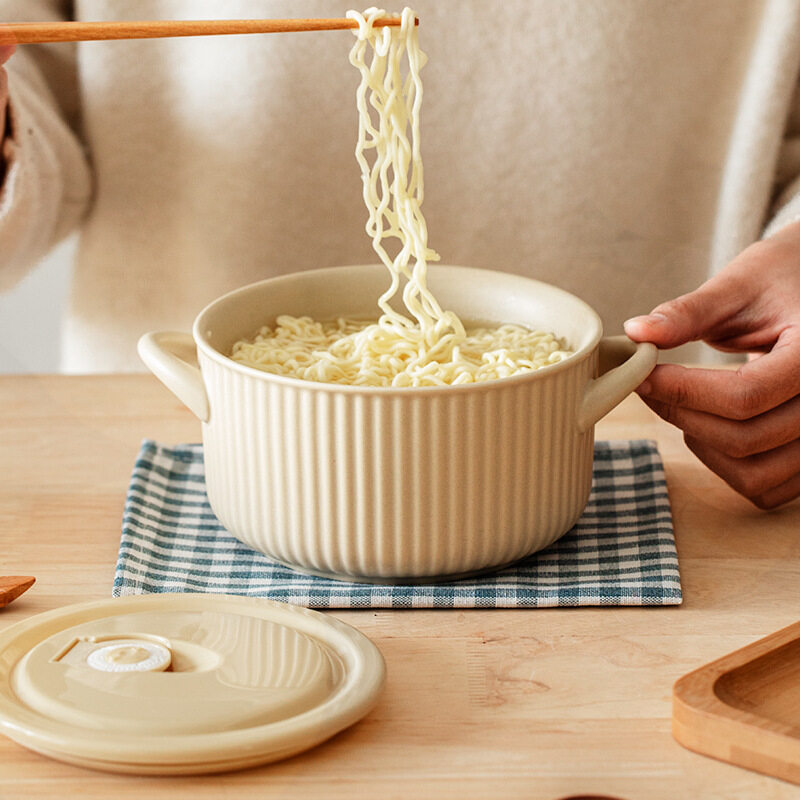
[0, 594, 385, 774]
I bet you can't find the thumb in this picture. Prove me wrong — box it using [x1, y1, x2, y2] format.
[624, 280, 745, 349]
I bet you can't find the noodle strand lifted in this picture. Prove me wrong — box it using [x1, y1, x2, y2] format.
[231, 7, 572, 387]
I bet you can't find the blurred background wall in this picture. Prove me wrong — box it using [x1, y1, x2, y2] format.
[0, 236, 75, 373]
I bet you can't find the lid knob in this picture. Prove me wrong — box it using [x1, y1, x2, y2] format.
[87, 640, 171, 673]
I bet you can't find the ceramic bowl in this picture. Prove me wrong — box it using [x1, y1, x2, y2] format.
[139, 265, 656, 581]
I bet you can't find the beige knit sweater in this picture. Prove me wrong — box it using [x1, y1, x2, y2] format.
[2, 0, 800, 372]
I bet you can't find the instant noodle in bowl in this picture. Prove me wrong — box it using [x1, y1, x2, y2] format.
[139, 263, 655, 582]
[225, 7, 573, 391]
[138, 7, 656, 581]
[229, 316, 573, 387]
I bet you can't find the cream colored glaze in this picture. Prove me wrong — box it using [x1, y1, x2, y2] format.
[0, 595, 386, 774]
[140, 265, 657, 580]
[12, 610, 341, 734]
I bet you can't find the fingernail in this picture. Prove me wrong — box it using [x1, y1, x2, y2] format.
[625, 312, 667, 329]
[637, 380, 652, 396]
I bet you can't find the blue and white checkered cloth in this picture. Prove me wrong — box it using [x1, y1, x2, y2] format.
[113, 440, 681, 607]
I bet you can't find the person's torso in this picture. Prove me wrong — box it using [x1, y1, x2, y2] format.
[66, 0, 797, 370]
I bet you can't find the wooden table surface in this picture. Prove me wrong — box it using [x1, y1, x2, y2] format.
[1, 374, 799, 800]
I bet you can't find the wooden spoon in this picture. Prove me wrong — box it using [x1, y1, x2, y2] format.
[0, 576, 35, 607]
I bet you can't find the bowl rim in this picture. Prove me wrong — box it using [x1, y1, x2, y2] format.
[191, 264, 604, 396]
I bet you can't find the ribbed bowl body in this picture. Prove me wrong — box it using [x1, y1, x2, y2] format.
[194, 265, 603, 581]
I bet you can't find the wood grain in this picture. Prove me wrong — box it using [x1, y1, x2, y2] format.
[1, 374, 799, 799]
[0, 576, 35, 607]
[673, 620, 800, 784]
[0, 17, 409, 45]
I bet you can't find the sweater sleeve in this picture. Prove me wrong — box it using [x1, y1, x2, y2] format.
[764, 76, 800, 237]
[0, 1, 92, 292]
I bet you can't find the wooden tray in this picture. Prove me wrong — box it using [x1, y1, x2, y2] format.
[673, 620, 800, 785]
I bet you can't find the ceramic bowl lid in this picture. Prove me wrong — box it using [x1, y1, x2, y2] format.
[0, 593, 385, 774]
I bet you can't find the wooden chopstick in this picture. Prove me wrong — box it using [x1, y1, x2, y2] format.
[0, 17, 415, 45]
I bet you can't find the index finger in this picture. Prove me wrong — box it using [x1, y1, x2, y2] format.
[640, 329, 800, 420]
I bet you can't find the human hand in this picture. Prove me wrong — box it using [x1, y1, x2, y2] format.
[623, 219, 800, 509]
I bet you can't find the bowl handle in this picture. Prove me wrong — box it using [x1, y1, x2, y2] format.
[577, 336, 657, 432]
[137, 332, 210, 422]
